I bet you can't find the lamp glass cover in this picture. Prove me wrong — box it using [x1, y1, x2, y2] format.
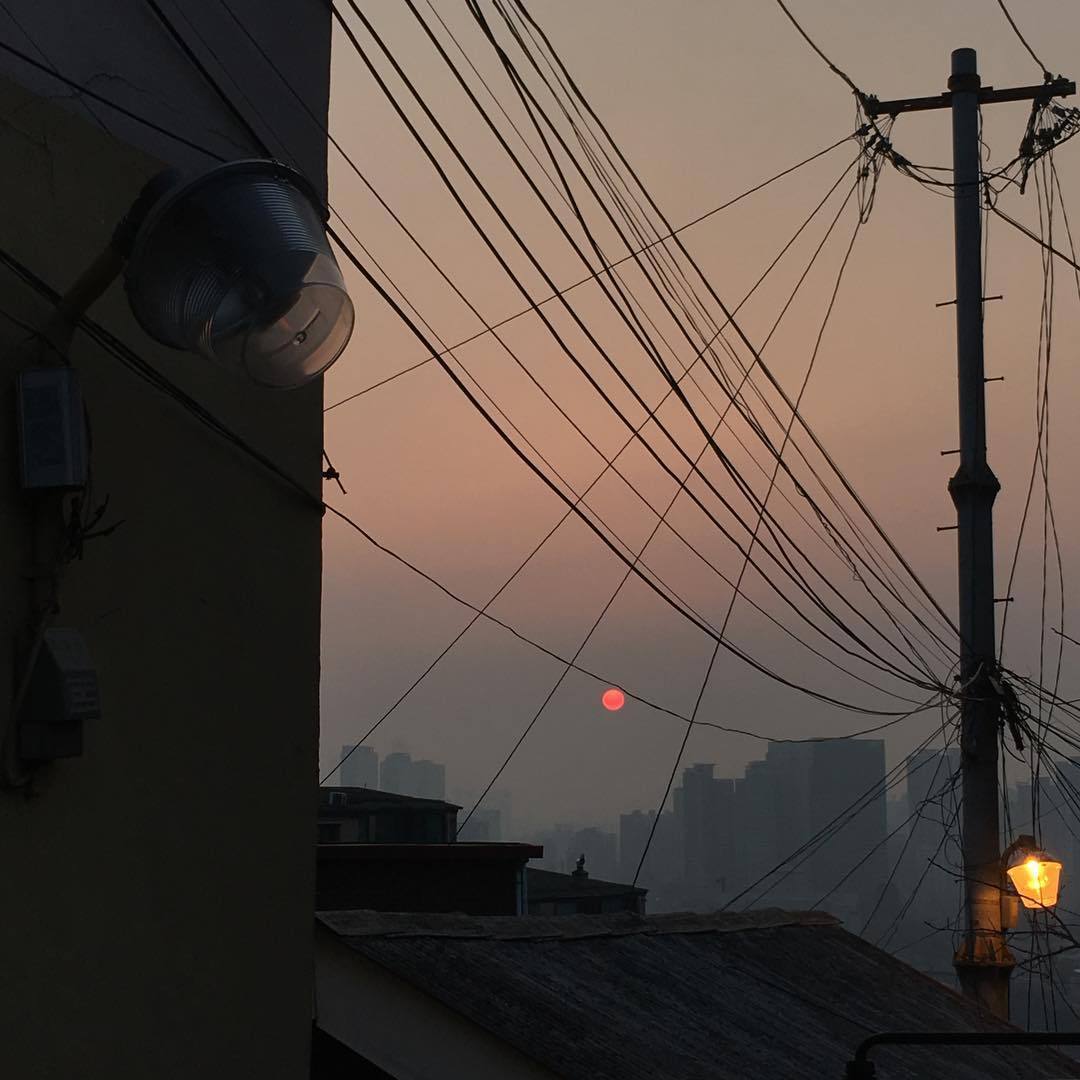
[124, 161, 354, 389]
[1006, 850, 1063, 910]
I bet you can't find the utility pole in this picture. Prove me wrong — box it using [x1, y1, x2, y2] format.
[866, 50, 1074, 1020]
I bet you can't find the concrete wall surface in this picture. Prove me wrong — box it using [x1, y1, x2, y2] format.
[0, 0, 331, 193]
[0, 17, 327, 1074]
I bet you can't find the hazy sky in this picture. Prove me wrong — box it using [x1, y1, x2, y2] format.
[318, 1, 1080, 830]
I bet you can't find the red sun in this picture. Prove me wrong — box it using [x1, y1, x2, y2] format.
[601, 688, 626, 712]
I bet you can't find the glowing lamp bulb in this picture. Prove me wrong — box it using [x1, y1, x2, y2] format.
[1006, 846, 1063, 910]
[601, 688, 625, 712]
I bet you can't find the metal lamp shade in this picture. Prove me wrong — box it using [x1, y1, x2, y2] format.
[124, 160, 354, 389]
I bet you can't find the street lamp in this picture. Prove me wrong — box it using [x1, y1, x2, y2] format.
[33, 158, 354, 389]
[1004, 834, 1063, 911]
[122, 160, 354, 389]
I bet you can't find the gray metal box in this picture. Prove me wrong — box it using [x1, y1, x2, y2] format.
[15, 367, 87, 490]
[18, 628, 101, 762]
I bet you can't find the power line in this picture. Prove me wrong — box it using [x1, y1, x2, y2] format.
[162, 0, 903, 710]
[0, 37, 228, 162]
[332, 226, 932, 716]
[321, 138, 856, 412]
[455, 1, 954, 682]
[994, 0, 1053, 81]
[506, 0, 959, 648]
[473, 6, 963, 691]
[216, 0, 859, 426]
[217, 0, 942, 701]
[635, 203, 870, 885]
[327, 186, 854, 786]
[330, 3, 943, 691]
[453, 157, 927, 834]
[816, 750, 960, 920]
[720, 718, 949, 911]
[458, 382, 733, 837]
[772, 0, 867, 98]
[492, 4, 960, 673]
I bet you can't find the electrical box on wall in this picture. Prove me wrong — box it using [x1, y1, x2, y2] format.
[18, 629, 101, 762]
[16, 367, 87, 490]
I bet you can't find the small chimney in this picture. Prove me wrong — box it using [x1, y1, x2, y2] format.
[572, 853, 588, 880]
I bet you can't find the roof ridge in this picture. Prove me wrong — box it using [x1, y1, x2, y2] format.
[318, 908, 840, 942]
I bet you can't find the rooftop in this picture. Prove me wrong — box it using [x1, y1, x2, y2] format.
[526, 867, 646, 901]
[318, 786, 460, 814]
[317, 843, 543, 864]
[318, 908, 1080, 1080]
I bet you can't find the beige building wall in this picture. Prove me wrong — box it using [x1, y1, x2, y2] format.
[315, 925, 560, 1079]
[0, 72, 323, 1078]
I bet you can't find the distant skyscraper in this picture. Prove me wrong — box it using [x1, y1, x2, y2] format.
[339, 744, 378, 789]
[380, 752, 412, 794]
[458, 808, 501, 842]
[412, 759, 446, 800]
[886, 745, 964, 967]
[736, 758, 777, 891]
[679, 764, 736, 888]
[762, 743, 815, 899]
[807, 739, 887, 913]
[619, 810, 653, 882]
[485, 788, 513, 839]
[620, 809, 681, 886]
[907, 747, 961, 824]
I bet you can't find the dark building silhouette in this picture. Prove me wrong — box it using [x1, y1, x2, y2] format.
[806, 739, 887, 917]
[735, 757, 777, 892]
[679, 764, 737, 890]
[567, 826, 618, 881]
[457, 807, 502, 842]
[625, 738, 888, 917]
[451, 787, 511, 843]
[377, 751, 447, 800]
[411, 758, 446, 800]
[316, 786, 538, 916]
[338, 744, 378, 789]
[317, 787, 458, 844]
[527, 859, 646, 915]
[379, 751, 413, 795]
[618, 809, 681, 904]
[316, 842, 539, 915]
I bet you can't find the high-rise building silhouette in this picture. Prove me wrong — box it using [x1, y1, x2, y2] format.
[412, 759, 446, 800]
[458, 808, 502, 842]
[650, 738, 888, 914]
[806, 739, 887, 916]
[339, 744, 378, 789]
[620, 808, 681, 886]
[679, 764, 736, 890]
[380, 752, 413, 795]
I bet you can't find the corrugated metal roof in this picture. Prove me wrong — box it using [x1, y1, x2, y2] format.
[319, 909, 1080, 1080]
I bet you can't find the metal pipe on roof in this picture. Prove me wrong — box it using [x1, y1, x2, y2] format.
[845, 1030, 1080, 1078]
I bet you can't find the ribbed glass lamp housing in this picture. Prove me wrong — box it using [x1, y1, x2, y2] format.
[124, 161, 354, 389]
